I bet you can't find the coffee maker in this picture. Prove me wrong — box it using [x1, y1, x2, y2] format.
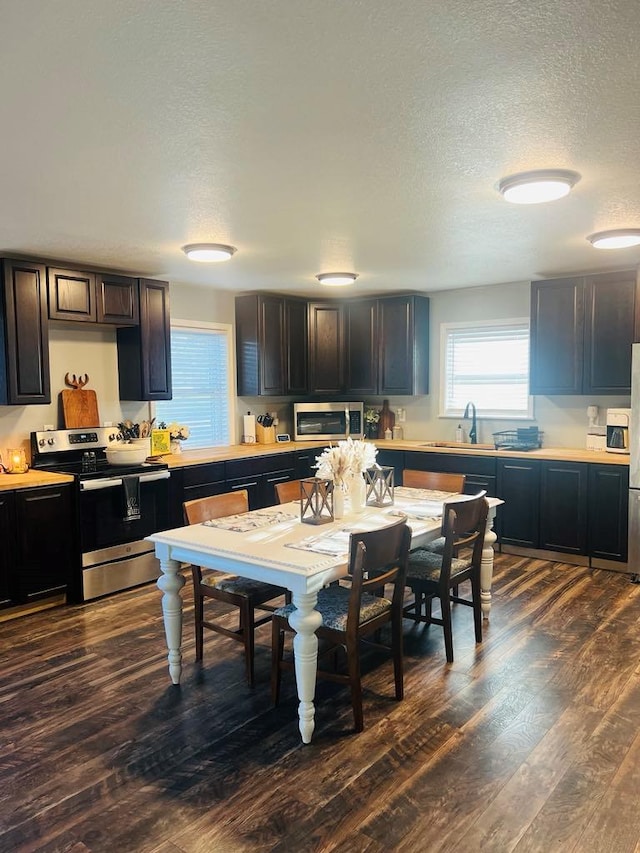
[606, 408, 631, 454]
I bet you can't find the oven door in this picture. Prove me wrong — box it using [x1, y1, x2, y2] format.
[79, 470, 170, 553]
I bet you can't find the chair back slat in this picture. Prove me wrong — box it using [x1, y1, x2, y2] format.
[402, 469, 465, 493]
[439, 492, 489, 583]
[274, 479, 302, 505]
[183, 490, 249, 525]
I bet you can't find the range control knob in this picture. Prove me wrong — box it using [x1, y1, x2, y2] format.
[39, 438, 46, 447]
[109, 433, 117, 441]
[47, 437, 55, 446]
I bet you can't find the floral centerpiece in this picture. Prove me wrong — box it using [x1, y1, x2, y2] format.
[159, 421, 190, 454]
[314, 438, 378, 516]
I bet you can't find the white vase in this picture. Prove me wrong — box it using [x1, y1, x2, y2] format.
[333, 486, 345, 519]
[350, 474, 366, 514]
[170, 440, 182, 455]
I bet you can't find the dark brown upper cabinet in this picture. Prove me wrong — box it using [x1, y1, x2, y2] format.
[308, 301, 345, 395]
[530, 270, 640, 395]
[0, 258, 51, 405]
[117, 279, 171, 400]
[378, 294, 430, 396]
[236, 294, 286, 396]
[345, 299, 378, 396]
[284, 298, 308, 396]
[48, 267, 139, 326]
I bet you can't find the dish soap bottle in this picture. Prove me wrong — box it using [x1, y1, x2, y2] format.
[455, 424, 464, 443]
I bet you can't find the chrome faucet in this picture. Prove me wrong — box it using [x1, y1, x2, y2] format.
[463, 401, 477, 444]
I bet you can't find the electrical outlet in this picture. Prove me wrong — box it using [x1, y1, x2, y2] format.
[397, 407, 406, 423]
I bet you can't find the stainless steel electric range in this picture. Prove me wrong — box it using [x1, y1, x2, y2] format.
[31, 427, 171, 601]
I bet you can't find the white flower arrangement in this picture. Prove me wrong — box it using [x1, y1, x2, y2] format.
[159, 421, 190, 441]
[314, 438, 378, 490]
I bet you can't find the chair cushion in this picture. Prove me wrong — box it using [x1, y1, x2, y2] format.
[406, 549, 471, 583]
[203, 573, 284, 598]
[419, 536, 446, 554]
[275, 585, 392, 632]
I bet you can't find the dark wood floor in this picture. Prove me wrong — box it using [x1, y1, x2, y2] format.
[1, 554, 639, 853]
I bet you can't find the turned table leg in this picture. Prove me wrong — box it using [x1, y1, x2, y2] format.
[157, 554, 186, 685]
[480, 506, 498, 620]
[288, 590, 323, 744]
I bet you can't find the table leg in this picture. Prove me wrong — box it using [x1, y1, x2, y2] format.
[288, 591, 323, 744]
[157, 554, 186, 684]
[480, 505, 498, 620]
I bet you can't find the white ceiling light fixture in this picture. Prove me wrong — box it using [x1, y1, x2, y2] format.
[182, 243, 237, 262]
[586, 229, 640, 249]
[497, 169, 581, 204]
[316, 272, 359, 287]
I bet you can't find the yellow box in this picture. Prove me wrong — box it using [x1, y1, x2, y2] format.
[256, 424, 276, 444]
[151, 429, 171, 456]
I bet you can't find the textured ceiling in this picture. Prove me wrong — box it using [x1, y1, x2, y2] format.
[1, 0, 640, 296]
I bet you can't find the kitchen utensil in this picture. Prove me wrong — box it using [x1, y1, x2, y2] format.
[61, 373, 100, 428]
[105, 445, 149, 465]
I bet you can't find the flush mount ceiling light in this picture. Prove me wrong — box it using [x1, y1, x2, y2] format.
[315, 272, 359, 286]
[586, 229, 640, 249]
[497, 169, 580, 204]
[182, 243, 237, 262]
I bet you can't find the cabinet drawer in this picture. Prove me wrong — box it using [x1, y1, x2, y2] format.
[183, 462, 226, 488]
[404, 451, 496, 477]
[226, 453, 294, 479]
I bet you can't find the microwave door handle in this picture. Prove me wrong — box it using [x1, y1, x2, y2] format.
[345, 404, 350, 437]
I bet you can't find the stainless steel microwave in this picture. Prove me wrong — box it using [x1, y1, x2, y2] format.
[293, 402, 364, 442]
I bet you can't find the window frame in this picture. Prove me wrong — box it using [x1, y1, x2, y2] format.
[151, 318, 237, 448]
[439, 317, 534, 420]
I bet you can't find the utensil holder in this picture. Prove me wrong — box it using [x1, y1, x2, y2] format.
[256, 424, 276, 444]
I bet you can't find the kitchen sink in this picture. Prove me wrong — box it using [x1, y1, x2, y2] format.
[419, 441, 495, 451]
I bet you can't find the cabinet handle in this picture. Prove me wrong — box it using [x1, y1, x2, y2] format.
[231, 481, 258, 489]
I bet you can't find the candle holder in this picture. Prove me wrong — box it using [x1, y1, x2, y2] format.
[365, 465, 395, 506]
[300, 477, 334, 525]
[6, 447, 29, 474]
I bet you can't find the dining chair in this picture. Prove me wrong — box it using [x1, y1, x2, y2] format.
[403, 492, 489, 663]
[402, 469, 466, 493]
[274, 479, 302, 505]
[183, 490, 289, 687]
[271, 517, 412, 732]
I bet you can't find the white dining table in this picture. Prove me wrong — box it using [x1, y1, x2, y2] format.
[147, 487, 502, 744]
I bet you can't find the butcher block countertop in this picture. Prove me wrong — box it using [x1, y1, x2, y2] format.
[0, 469, 74, 491]
[162, 439, 631, 468]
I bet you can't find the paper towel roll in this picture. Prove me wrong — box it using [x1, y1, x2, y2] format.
[243, 414, 256, 443]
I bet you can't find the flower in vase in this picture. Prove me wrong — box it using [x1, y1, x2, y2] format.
[314, 438, 378, 490]
[159, 421, 190, 442]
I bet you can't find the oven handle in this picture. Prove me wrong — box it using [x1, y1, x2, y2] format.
[80, 471, 171, 491]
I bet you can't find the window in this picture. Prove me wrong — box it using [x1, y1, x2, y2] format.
[440, 319, 533, 419]
[154, 320, 234, 448]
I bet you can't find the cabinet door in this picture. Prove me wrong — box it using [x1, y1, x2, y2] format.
[584, 271, 640, 395]
[308, 302, 345, 394]
[13, 485, 76, 602]
[47, 267, 97, 322]
[530, 278, 584, 395]
[345, 299, 378, 395]
[378, 295, 429, 395]
[117, 279, 172, 400]
[285, 298, 308, 395]
[235, 294, 286, 396]
[97, 272, 139, 325]
[0, 259, 51, 404]
[497, 458, 540, 547]
[0, 491, 15, 606]
[588, 464, 629, 561]
[539, 461, 588, 554]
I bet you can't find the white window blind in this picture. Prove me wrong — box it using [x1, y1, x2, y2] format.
[155, 323, 232, 448]
[441, 319, 533, 419]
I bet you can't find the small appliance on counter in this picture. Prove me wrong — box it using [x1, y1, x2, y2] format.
[586, 405, 606, 452]
[606, 408, 631, 454]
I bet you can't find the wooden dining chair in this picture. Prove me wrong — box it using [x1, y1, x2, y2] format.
[271, 517, 412, 732]
[274, 479, 302, 505]
[402, 469, 466, 492]
[183, 490, 289, 687]
[403, 492, 489, 663]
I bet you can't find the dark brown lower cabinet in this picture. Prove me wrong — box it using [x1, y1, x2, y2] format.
[403, 451, 497, 496]
[8, 484, 77, 604]
[539, 461, 588, 555]
[588, 464, 629, 561]
[0, 491, 15, 605]
[496, 458, 541, 548]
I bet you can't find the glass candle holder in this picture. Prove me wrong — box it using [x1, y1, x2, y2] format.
[300, 477, 334, 525]
[365, 465, 395, 506]
[6, 447, 29, 474]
